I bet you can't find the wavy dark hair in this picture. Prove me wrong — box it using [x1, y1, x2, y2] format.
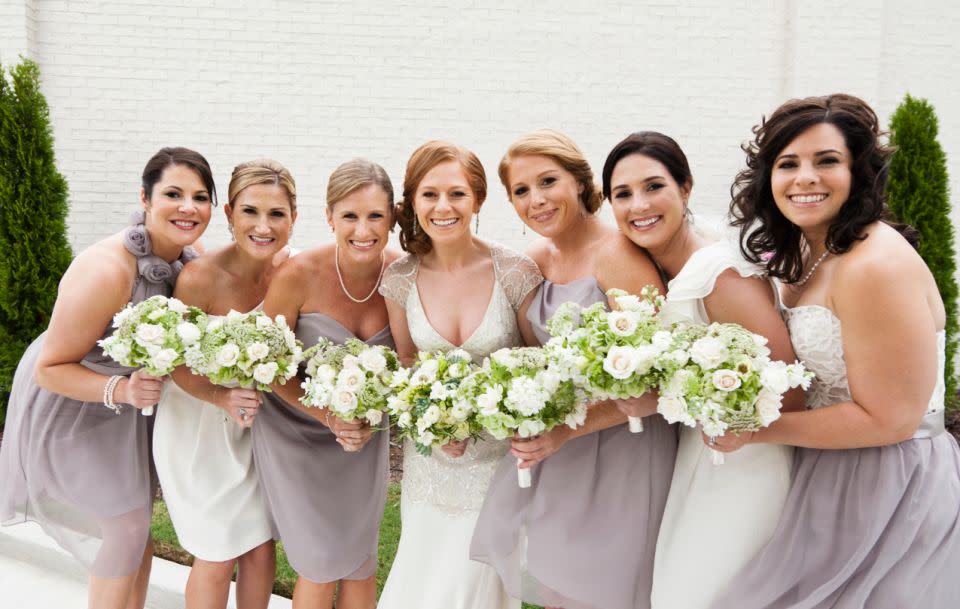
[142, 147, 218, 206]
[601, 131, 693, 201]
[730, 93, 917, 283]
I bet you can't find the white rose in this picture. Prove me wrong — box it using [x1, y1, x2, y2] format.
[760, 363, 791, 394]
[755, 388, 783, 426]
[342, 354, 360, 370]
[429, 381, 449, 400]
[358, 349, 387, 374]
[176, 322, 201, 345]
[689, 336, 729, 369]
[255, 314, 273, 328]
[365, 409, 384, 426]
[517, 419, 547, 438]
[417, 430, 436, 446]
[205, 317, 224, 332]
[422, 405, 442, 426]
[331, 387, 358, 414]
[166, 298, 188, 314]
[602, 346, 640, 380]
[712, 369, 742, 392]
[658, 394, 696, 426]
[337, 367, 366, 392]
[150, 348, 179, 372]
[614, 293, 642, 312]
[315, 364, 337, 385]
[668, 349, 690, 367]
[227, 310, 246, 322]
[246, 341, 270, 362]
[607, 311, 638, 337]
[397, 411, 413, 428]
[412, 359, 440, 385]
[134, 323, 164, 345]
[216, 343, 241, 367]
[652, 330, 673, 352]
[147, 308, 164, 321]
[253, 361, 279, 385]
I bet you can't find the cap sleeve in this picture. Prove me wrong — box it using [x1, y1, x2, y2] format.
[378, 253, 419, 306]
[490, 243, 544, 312]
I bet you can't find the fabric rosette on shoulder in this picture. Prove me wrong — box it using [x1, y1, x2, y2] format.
[99, 294, 207, 415]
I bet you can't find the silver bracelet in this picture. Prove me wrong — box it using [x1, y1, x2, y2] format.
[102, 374, 124, 414]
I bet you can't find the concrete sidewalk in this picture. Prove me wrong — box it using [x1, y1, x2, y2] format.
[0, 522, 292, 609]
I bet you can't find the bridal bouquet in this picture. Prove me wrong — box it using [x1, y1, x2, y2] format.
[388, 349, 480, 456]
[300, 338, 402, 446]
[99, 295, 206, 415]
[184, 310, 303, 391]
[545, 286, 670, 433]
[654, 321, 813, 464]
[459, 346, 586, 487]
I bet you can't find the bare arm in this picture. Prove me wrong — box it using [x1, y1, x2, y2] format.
[385, 298, 417, 366]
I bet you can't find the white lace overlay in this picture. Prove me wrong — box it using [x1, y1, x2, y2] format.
[391, 242, 542, 514]
[785, 305, 945, 414]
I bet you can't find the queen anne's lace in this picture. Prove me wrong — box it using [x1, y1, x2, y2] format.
[785, 305, 945, 414]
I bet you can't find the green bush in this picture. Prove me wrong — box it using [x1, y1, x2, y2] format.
[0, 58, 73, 427]
[887, 94, 958, 408]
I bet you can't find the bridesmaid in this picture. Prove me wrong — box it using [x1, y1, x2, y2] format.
[470, 129, 675, 609]
[0, 147, 213, 609]
[710, 94, 960, 608]
[153, 159, 297, 609]
[600, 131, 803, 609]
[254, 159, 399, 609]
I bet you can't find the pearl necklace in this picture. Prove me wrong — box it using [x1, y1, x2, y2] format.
[335, 243, 385, 303]
[797, 250, 830, 286]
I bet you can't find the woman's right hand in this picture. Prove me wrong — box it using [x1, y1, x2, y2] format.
[214, 387, 262, 428]
[117, 369, 165, 410]
[440, 438, 469, 458]
[326, 415, 374, 452]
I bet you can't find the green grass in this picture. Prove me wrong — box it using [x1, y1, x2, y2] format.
[152, 483, 541, 607]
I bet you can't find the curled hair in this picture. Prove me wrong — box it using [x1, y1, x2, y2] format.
[228, 158, 296, 210]
[142, 147, 217, 205]
[397, 141, 486, 255]
[601, 131, 693, 201]
[499, 129, 603, 214]
[731, 93, 917, 282]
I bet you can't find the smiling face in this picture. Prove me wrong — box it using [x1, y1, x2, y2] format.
[413, 160, 477, 246]
[141, 163, 213, 252]
[608, 153, 690, 254]
[505, 154, 584, 238]
[327, 183, 392, 264]
[225, 183, 295, 259]
[770, 122, 852, 238]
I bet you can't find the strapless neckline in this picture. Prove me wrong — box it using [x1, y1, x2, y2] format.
[298, 312, 391, 343]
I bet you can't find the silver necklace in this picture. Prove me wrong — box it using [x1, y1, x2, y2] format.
[797, 250, 830, 286]
[335, 243, 385, 303]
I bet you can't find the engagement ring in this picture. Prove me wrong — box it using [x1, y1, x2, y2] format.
[239, 407, 247, 420]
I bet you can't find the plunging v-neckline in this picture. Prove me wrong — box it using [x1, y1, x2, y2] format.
[412, 280, 499, 350]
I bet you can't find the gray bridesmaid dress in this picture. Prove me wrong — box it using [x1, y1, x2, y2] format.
[470, 277, 678, 609]
[0, 214, 195, 577]
[709, 306, 960, 609]
[252, 313, 392, 584]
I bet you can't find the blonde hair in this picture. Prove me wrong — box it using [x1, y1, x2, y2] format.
[397, 141, 486, 255]
[499, 129, 602, 214]
[228, 158, 296, 210]
[326, 158, 395, 212]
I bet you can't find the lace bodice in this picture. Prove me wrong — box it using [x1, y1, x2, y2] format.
[380, 242, 543, 514]
[784, 305, 946, 414]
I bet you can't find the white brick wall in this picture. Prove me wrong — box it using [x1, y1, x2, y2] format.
[1, 0, 958, 260]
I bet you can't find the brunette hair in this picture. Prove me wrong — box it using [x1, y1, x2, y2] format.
[396, 141, 486, 255]
[601, 131, 693, 201]
[228, 158, 296, 210]
[142, 147, 217, 205]
[499, 129, 602, 213]
[730, 93, 917, 282]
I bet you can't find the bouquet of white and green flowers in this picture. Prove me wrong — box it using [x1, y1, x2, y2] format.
[300, 338, 402, 449]
[459, 346, 586, 487]
[184, 310, 303, 391]
[654, 321, 813, 464]
[545, 286, 670, 433]
[387, 349, 480, 456]
[99, 295, 207, 415]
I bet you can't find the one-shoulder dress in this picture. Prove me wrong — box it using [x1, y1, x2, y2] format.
[376, 243, 542, 609]
[471, 275, 678, 609]
[0, 215, 195, 577]
[251, 314, 393, 583]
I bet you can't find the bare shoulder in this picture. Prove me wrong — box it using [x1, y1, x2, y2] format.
[835, 223, 929, 292]
[523, 238, 552, 270]
[707, 268, 775, 310]
[279, 243, 334, 280]
[383, 246, 405, 267]
[64, 233, 134, 291]
[596, 233, 664, 293]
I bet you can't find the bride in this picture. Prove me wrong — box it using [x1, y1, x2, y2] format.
[376, 140, 542, 609]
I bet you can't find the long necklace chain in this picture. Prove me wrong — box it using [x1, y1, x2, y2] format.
[335, 243, 385, 303]
[796, 249, 830, 286]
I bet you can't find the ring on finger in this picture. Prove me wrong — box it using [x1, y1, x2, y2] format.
[239, 407, 248, 420]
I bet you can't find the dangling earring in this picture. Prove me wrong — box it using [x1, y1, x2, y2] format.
[412, 220, 418, 236]
[474, 213, 479, 234]
[522, 223, 527, 236]
[227, 223, 235, 241]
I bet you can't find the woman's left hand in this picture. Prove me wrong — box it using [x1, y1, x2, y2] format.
[706, 430, 754, 453]
[511, 426, 572, 469]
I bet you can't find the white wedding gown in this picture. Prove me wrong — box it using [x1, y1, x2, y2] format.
[377, 243, 542, 609]
[650, 241, 793, 609]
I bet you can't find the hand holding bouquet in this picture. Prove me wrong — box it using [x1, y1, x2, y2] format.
[99, 295, 206, 415]
[300, 338, 402, 451]
[546, 286, 670, 433]
[387, 349, 480, 456]
[460, 346, 586, 487]
[184, 310, 302, 392]
[655, 321, 813, 464]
